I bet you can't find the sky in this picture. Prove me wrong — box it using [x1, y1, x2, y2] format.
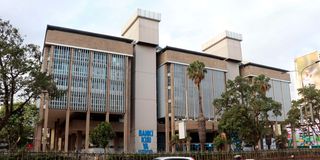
[1, 0, 320, 98]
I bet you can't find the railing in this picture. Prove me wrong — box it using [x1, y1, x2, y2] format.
[1, 149, 320, 160]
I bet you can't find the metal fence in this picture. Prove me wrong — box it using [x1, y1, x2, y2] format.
[1, 149, 320, 160]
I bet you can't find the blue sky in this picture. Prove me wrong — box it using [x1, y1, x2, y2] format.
[1, 0, 320, 98]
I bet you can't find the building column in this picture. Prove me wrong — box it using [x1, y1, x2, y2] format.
[106, 54, 111, 122]
[106, 112, 109, 122]
[64, 47, 74, 152]
[35, 94, 44, 151]
[170, 64, 175, 153]
[164, 64, 170, 153]
[35, 46, 51, 151]
[123, 57, 130, 153]
[50, 129, 55, 150]
[42, 94, 49, 151]
[85, 51, 93, 151]
[64, 108, 70, 152]
[85, 111, 90, 150]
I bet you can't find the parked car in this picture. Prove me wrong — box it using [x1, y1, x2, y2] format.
[154, 157, 194, 160]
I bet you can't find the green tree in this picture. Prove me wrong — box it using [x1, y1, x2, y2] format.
[213, 134, 227, 151]
[170, 133, 192, 152]
[90, 122, 115, 153]
[213, 75, 281, 150]
[292, 84, 320, 147]
[187, 60, 207, 152]
[0, 19, 58, 131]
[284, 100, 301, 148]
[296, 85, 320, 135]
[0, 103, 38, 151]
[170, 134, 179, 152]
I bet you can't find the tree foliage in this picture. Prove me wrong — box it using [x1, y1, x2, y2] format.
[170, 133, 192, 152]
[284, 100, 301, 148]
[294, 84, 320, 135]
[90, 122, 115, 149]
[213, 134, 227, 151]
[213, 75, 282, 149]
[187, 60, 207, 152]
[0, 103, 38, 150]
[285, 101, 301, 129]
[0, 19, 58, 131]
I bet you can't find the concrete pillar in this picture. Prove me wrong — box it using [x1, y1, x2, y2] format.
[123, 57, 131, 153]
[42, 97, 49, 152]
[35, 94, 44, 151]
[85, 51, 93, 151]
[170, 64, 175, 153]
[64, 108, 70, 152]
[64, 46, 74, 152]
[35, 46, 51, 151]
[58, 138, 62, 151]
[106, 113, 109, 122]
[164, 65, 170, 152]
[50, 129, 55, 150]
[106, 54, 111, 123]
[85, 111, 90, 150]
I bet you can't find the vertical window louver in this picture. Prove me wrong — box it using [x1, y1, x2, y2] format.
[173, 64, 186, 118]
[49, 45, 129, 113]
[50, 46, 70, 109]
[266, 80, 291, 121]
[70, 49, 90, 111]
[91, 52, 107, 112]
[157, 65, 165, 118]
[109, 54, 126, 113]
[170, 64, 226, 120]
[201, 70, 214, 119]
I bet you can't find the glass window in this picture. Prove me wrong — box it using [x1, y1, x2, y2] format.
[50, 46, 70, 109]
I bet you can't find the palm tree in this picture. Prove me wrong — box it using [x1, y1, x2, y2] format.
[252, 75, 272, 150]
[170, 134, 179, 152]
[187, 60, 207, 152]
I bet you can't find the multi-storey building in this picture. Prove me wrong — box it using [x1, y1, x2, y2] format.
[35, 9, 291, 153]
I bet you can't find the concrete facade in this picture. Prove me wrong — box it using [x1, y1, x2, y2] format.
[121, 9, 160, 153]
[35, 9, 291, 153]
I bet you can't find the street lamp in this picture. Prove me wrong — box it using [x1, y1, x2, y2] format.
[300, 60, 320, 148]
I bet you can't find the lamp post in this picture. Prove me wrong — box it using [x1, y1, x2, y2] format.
[300, 60, 320, 148]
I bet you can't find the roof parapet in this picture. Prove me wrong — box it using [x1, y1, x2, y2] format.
[121, 9, 161, 36]
[202, 30, 242, 51]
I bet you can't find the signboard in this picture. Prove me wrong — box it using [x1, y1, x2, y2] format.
[138, 130, 154, 153]
[179, 121, 186, 139]
[295, 51, 320, 89]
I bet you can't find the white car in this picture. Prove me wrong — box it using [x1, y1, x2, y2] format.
[154, 157, 194, 160]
